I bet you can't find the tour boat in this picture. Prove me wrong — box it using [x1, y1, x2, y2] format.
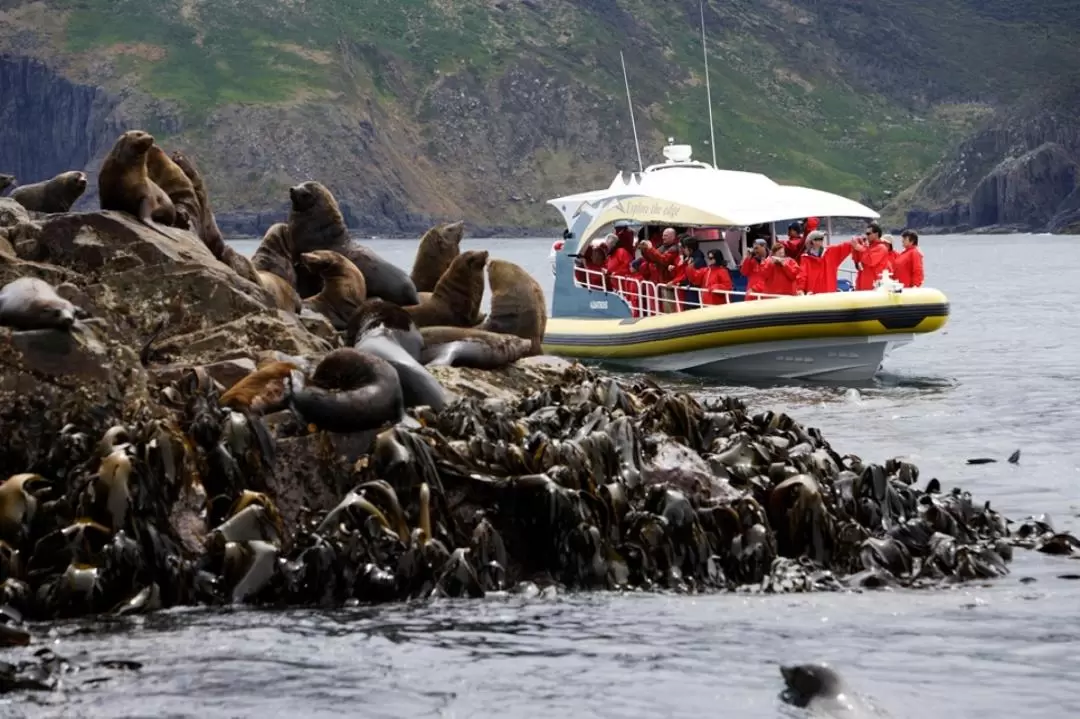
[540, 142, 950, 382]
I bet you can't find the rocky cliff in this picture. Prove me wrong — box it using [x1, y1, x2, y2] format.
[1, 1, 1078, 235]
[894, 82, 1080, 234]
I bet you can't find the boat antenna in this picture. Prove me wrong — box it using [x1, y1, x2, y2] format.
[619, 50, 644, 172]
[700, 0, 718, 168]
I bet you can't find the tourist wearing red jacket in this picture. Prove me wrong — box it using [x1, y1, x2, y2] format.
[778, 222, 806, 262]
[686, 250, 734, 305]
[892, 230, 925, 287]
[762, 244, 799, 296]
[796, 231, 853, 294]
[740, 239, 770, 300]
[851, 222, 891, 291]
[640, 228, 681, 283]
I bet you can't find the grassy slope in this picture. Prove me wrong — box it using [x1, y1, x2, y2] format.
[35, 0, 1080, 225]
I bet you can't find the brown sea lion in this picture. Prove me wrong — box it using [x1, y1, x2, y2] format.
[410, 221, 464, 294]
[405, 250, 488, 329]
[0, 277, 84, 331]
[286, 348, 403, 433]
[98, 130, 177, 231]
[0, 175, 14, 195]
[169, 150, 261, 285]
[347, 298, 448, 410]
[286, 181, 418, 305]
[10, 171, 88, 214]
[250, 223, 300, 312]
[145, 146, 200, 231]
[481, 258, 547, 354]
[300, 250, 367, 330]
[420, 326, 534, 370]
[220, 360, 300, 415]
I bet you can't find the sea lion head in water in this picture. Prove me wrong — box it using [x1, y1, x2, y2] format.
[410, 220, 465, 293]
[480, 258, 547, 355]
[286, 348, 404, 434]
[780, 663, 864, 714]
[98, 130, 176, 228]
[345, 298, 449, 410]
[0, 175, 14, 195]
[406, 249, 488, 328]
[300, 250, 367, 331]
[0, 277, 85, 332]
[9, 171, 88, 214]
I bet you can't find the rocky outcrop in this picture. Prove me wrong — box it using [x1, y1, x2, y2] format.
[900, 83, 1080, 233]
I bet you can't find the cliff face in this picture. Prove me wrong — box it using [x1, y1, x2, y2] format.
[897, 84, 1080, 233]
[1, 1, 1078, 236]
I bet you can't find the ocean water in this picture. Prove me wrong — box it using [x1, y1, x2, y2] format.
[8, 234, 1080, 718]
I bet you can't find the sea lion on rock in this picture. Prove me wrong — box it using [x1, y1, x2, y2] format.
[250, 223, 301, 313]
[420, 326, 533, 370]
[220, 360, 300, 415]
[347, 299, 449, 410]
[411, 221, 464, 293]
[481, 258, 547, 355]
[170, 151, 261, 285]
[286, 348, 403, 433]
[0, 175, 14, 194]
[98, 130, 177, 231]
[9, 171, 87, 214]
[405, 250, 488, 329]
[0, 277, 83, 331]
[145, 146, 200, 231]
[286, 181, 418, 305]
[300, 250, 367, 330]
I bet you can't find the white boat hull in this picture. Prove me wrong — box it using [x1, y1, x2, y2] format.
[577, 334, 916, 382]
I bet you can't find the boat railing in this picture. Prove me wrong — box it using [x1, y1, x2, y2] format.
[573, 266, 784, 318]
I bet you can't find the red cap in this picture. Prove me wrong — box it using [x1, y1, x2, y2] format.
[805, 217, 820, 232]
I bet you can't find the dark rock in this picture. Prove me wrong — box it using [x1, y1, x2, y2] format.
[151, 357, 256, 391]
[969, 143, 1077, 228]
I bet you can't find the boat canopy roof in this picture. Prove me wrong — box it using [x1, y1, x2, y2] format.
[547, 145, 880, 249]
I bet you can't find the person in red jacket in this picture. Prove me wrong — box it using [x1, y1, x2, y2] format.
[796, 231, 853, 294]
[613, 221, 636, 253]
[762, 243, 799, 296]
[576, 239, 608, 289]
[851, 222, 892, 291]
[640, 228, 681, 311]
[778, 222, 806, 262]
[686, 250, 734, 305]
[740, 238, 770, 300]
[892, 229, 925, 287]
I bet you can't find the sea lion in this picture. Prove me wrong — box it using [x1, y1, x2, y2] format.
[98, 130, 177, 231]
[481, 258, 547, 354]
[420, 326, 533, 370]
[219, 360, 300, 415]
[287, 181, 418, 305]
[170, 151, 261, 285]
[0, 277, 83, 331]
[405, 250, 488, 329]
[779, 663, 874, 717]
[286, 348, 404, 433]
[250, 223, 301, 312]
[9, 171, 87, 213]
[410, 220, 464, 293]
[145, 146, 200, 231]
[300, 250, 367, 330]
[347, 299, 449, 411]
[0, 174, 14, 194]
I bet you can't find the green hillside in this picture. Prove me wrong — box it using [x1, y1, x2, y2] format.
[3, 0, 1079, 230]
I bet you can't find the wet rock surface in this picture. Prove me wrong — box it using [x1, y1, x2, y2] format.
[0, 195, 1076, 660]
